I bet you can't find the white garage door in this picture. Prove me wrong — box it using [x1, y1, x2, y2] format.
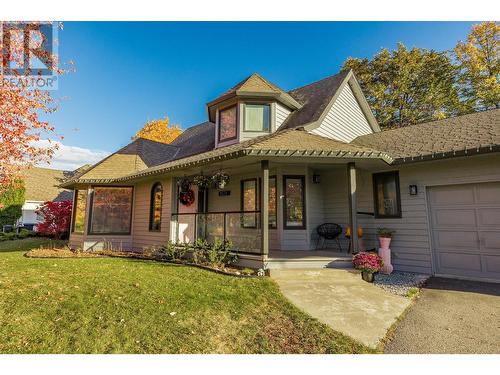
[428, 182, 500, 282]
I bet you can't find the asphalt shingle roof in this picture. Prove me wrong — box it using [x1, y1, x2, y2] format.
[93, 129, 390, 183]
[22, 167, 74, 202]
[61, 74, 500, 187]
[352, 109, 500, 160]
[280, 70, 349, 130]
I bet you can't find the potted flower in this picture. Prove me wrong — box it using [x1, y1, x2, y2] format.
[377, 228, 395, 250]
[212, 171, 230, 190]
[352, 252, 383, 282]
[193, 175, 212, 191]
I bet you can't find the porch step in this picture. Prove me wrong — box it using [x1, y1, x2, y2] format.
[265, 257, 353, 270]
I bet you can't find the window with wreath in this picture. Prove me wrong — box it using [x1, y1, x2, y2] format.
[218, 105, 237, 142]
[149, 183, 163, 231]
[89, 187, 133, 234]
[373, 171, 401, 218]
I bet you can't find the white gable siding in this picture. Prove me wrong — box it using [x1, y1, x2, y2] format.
[276, 103, 291, 129]
[310, 84, 373, 142]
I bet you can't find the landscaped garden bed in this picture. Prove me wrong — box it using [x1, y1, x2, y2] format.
[24, 239, 262, 277]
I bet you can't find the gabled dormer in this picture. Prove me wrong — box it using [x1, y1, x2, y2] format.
[207, 73, 302, 148]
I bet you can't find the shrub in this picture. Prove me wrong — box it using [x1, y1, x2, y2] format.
[0, 229, 35, 241]
[352, 252, 383, 274]
[36, 200, 72, 239]
[205, 239, 237, 268]
[0, 181, 25, 227]
[163, 241, 188, 261]
[190, 238, 209, 264]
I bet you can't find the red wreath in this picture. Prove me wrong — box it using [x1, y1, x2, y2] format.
[179, 189, 195, 206]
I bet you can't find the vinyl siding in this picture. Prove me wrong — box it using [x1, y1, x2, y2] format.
[276, 103, 292, 129]
[306, 167, 326, 249]
[321, 167, 351, 251]
[310, 84, 373, 142]
[320, 154, 500, 274]
[68, 233, 83, 249]
[131, 177, 172, 251]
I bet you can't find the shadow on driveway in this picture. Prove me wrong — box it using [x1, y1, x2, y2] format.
[384, 277, 500, 354]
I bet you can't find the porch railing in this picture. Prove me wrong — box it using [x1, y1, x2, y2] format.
[171, 211, 262, 255]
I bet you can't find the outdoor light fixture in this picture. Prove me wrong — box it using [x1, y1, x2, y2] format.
[409, 184, 418, 195]
[313, 174, 321, 183]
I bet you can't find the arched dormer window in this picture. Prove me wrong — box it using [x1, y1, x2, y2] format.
[149, 182, 163, 231]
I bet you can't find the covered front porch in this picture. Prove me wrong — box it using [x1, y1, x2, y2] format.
[169, 155, 387, 269]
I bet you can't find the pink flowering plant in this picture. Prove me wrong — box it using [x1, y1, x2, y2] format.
[352, 252, 383, 274]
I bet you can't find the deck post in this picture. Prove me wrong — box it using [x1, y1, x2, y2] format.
[261, 160, 269, 258]
[347, 162, 359, 253]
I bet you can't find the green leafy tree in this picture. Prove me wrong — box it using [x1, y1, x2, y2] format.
[343, 43, 460, 128]
[0, 181, 25, 227]
[454, 21, 500, 111]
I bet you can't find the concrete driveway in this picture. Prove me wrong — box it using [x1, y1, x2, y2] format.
[271, 269, 411, 349]
[384, 277, 500, 354]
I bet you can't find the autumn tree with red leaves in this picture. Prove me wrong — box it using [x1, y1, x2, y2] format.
[0, 22, 71, 193]
[35, 200, 72, 239]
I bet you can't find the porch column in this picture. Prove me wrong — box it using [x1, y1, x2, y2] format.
[261, 160, 269, 258]
[347, 162, 359, 253]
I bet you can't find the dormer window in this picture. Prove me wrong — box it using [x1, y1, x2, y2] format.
[218, 105, 237, 142]
[244, 104, 270, 132]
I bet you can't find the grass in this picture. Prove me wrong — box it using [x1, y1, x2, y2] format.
[0, 238, 372, 354]
[406, 287, 420, 299]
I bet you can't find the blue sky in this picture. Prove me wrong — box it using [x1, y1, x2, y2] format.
[45, 21, 475, 169]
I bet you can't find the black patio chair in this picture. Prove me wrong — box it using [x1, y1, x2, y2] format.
[316, 223, 343, 252]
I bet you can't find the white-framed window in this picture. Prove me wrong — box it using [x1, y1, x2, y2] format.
[244, 104, 270, 132]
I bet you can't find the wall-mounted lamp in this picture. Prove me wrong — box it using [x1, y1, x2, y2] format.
[313, 174, 321, 184]
[409, 184, 418, 195]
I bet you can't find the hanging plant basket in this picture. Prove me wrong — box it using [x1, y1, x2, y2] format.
[212, 171, 230, 190]
[193, 175, 212, 191]
[177, 177, 192, 193]
[179, 189, 195, 206]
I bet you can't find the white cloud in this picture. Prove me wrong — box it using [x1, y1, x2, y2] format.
[32, 140, 110, 171]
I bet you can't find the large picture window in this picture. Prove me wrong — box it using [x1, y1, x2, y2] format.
[373, 171, 402, 218]
[218, 105, 237, 142]
[244, 104, 270, 132]
[89, 187, 133, 234]
[241, 179, 258, 228]
[149, 183, 163, 231]
[72, 189, 87, 234]
[283, 176, 306, 229]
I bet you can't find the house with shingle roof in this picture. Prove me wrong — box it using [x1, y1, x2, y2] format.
[18, 167, 79, 230]
[62, 70, 500, 282]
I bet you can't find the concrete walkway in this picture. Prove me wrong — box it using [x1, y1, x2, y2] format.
[384, 277, 500, 353]
[271, 269, 411, 349]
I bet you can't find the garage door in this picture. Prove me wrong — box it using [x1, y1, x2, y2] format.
[428, 182, 500, 281]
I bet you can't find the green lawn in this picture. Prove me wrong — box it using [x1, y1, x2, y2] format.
[0, 238, 372, 354]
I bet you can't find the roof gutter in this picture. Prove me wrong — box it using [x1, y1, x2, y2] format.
[392, 144, 500, 165]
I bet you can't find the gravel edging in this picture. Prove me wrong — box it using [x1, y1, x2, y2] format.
[374, 271, 430, 297]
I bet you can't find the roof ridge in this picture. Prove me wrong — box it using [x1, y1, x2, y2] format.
[288, 70, 350, 94]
